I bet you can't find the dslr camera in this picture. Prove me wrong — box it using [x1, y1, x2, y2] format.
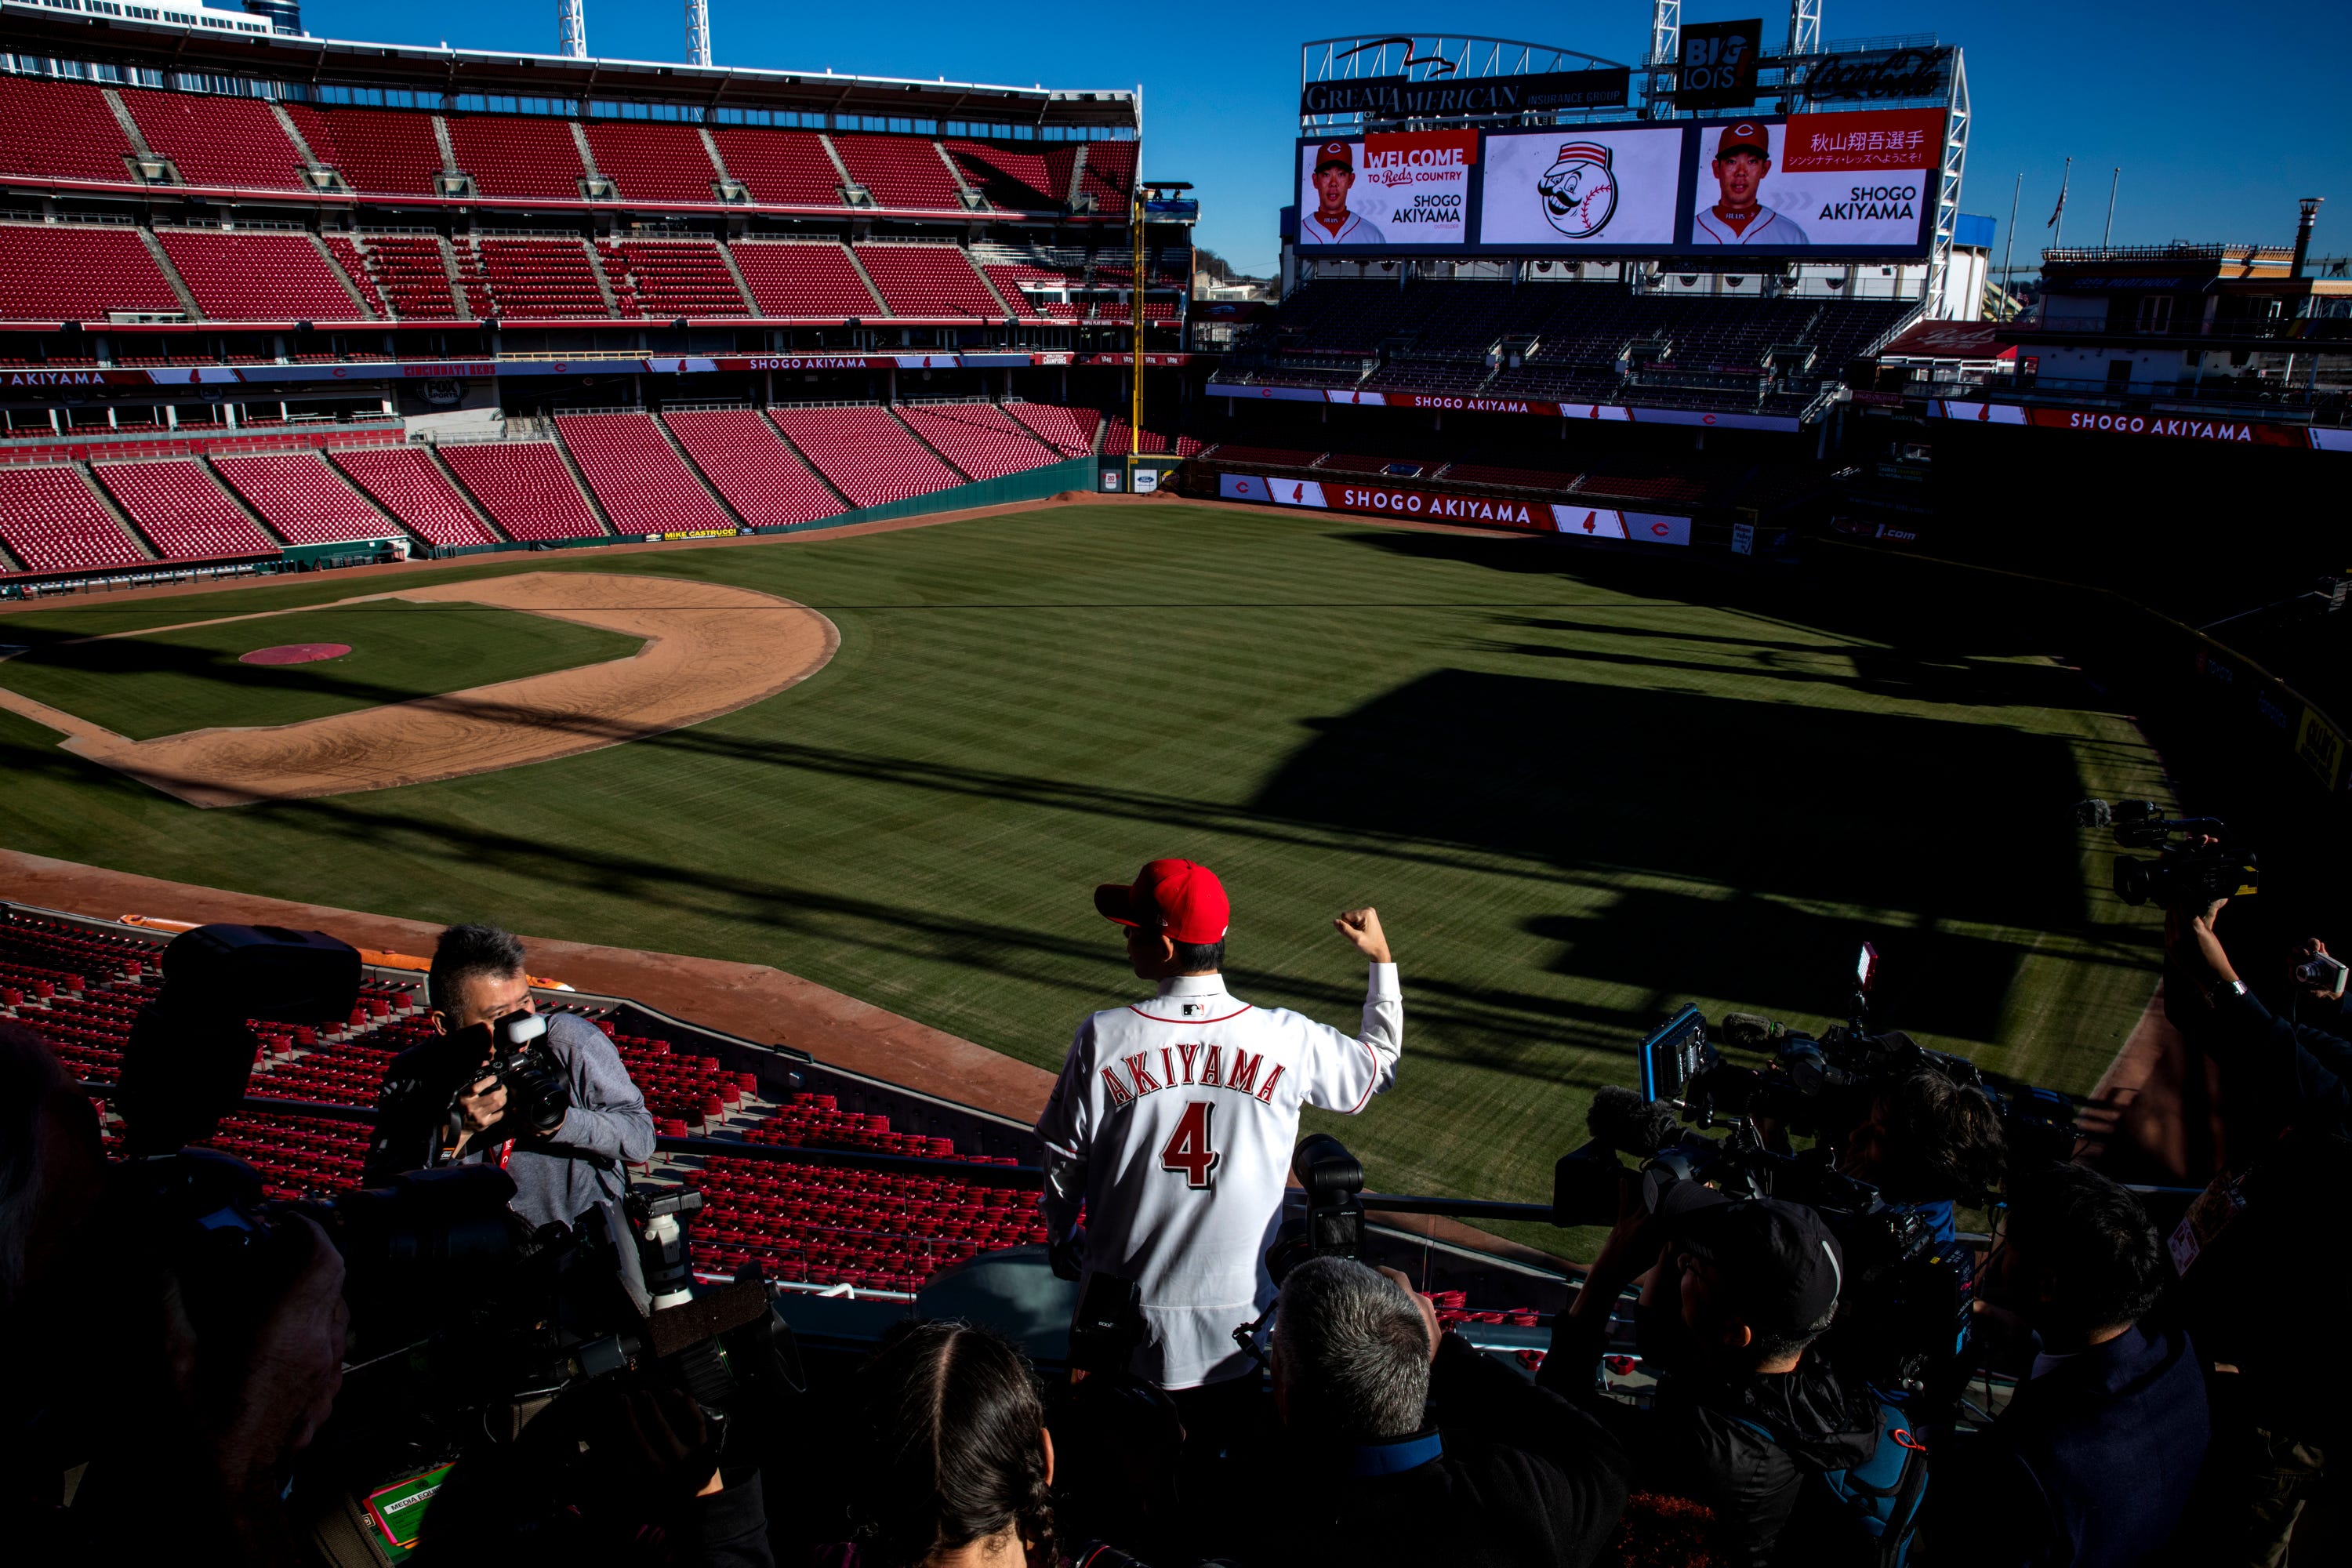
[470, 1007, 573, 1139]
[2078, 798, 2258, 907]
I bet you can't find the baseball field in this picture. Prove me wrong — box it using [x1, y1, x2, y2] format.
[0, 501, 2170, 1253]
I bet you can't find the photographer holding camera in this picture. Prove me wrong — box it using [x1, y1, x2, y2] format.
[1245, 1255, 1628, 1567]
[368, 924, 654, 1231]
[1539, 1184, 1880, 1568]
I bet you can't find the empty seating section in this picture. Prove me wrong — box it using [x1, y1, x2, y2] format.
[285, 105, 444, 195]
[158, 230, 367, 322]
[553, 413, 733, 534]
[707, 127, 842, 206]
[599, 239, 748, 318]
[1443, 463, 1581, 491]
[1202, 444, 1323, 469]
[731, 242, 877, 318]
[0, 76, 134, 183]
[946, 142, 1062, 209]
[978, 265, 1068, 322]
[440, 442, 604, 540]
[768, 405, 960, 508]
[0, 223, 181, 322]
[1077, 140, 1137, 209]
[359, 234, 461, 318]
[662, 409, 844, 527]
[1102, 416, 1201, 458]
[693, 1141, 1046, 1292]
[209, 452, 390, 545]
[854, 245, 1004, 319]
[318, 234, 387, 317]
[583, 123, 719, 204]
[830, 134, 963, 209]
[332, 447, 499, 546]
[471, 237, 605, 318]
[445, 114, 584, 200]
[92, 459, 281, 559]
[120, 89, 306, 191]
[896, 404, 1057, 481]
[1004, 401, 1102, 457]
[0, 466, 148, 574]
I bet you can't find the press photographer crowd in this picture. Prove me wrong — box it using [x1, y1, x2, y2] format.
[1, 833, 2343, 1566]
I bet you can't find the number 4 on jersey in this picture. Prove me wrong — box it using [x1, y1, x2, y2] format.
[1160, 1101, 1221, 1189]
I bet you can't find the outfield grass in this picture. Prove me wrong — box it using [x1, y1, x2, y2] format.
[0, 599, 644, 740]
[0, 506, 2171, 1256]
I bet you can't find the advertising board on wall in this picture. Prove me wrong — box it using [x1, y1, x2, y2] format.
[1216, 470, 1693, 543]
[1290, 109, 1944, 256]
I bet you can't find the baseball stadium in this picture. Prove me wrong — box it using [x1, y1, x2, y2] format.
[1, 2, 2347, 1563]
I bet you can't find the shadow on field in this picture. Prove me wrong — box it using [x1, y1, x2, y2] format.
[1250, 667, 2094, 1037]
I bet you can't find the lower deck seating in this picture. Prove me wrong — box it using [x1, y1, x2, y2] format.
[730, 242, 878, 318]
[599, 239, 750, 318]
[662, 408, 844, 527]
[209, 452, 393, 545]
[471, 237, 607, 318]
[554, 412, 734, 534]
[767, 405, 962, 508]
[1004, 401, 1102, 458]
[0, 465, 149, 574]
[438, 441, 606, 541]
[331, 447, 500, 546]
[895, 403, 1058, 481]
[91, 458, 282, 560]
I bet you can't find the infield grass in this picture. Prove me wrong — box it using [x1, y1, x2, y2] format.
[0, 506, 2171, 1256]
[0, 599, 644, 741]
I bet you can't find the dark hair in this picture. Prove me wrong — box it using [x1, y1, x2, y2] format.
[1879, 1070, 2006, 1206]
[1745, 1301, 1838, 1370]
[427, 923, 528, 1015]
[1171, 937, 1225, 975]
[848, 1319, 1054, 1568]
[2004, 1163, 2167, 1336]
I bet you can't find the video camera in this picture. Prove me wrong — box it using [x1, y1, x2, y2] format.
[2078, 798, 2259, 907]
[102, 924, 804, 1535]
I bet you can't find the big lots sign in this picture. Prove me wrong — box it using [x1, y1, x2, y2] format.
[1218, 472, 1692, 544]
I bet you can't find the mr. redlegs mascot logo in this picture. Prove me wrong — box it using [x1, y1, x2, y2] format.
[1539, 142, 1618, 239]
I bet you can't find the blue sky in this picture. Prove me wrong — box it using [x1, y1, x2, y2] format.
[303, 2, 2348, 276]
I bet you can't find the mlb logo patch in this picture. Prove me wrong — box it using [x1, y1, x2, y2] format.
[1181, 1001, 1207, 1018]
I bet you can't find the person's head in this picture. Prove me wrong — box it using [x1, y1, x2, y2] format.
[1639, 1194, 1843, 1377]
[427, 923, 535, 1033]
[1711, 123, 1772, 212]
[0, 1022, 106, 1315]
[1994, 1163, 2166, 1348]
[1094, 858, 1229, 981]
[1312, 141, 1355, 218]
[1268, 1255, 1432, 1442]
[850, 1319, 1055, 1568]
[1842, 1069, 2007, 1205]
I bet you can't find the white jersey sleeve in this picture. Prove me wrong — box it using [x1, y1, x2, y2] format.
[1029, 964, 1404, 1389]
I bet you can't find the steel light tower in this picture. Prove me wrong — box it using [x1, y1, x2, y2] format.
[686, 0, 710, 67]
[558, 0, 586, 59]
[1786, 0, 1820, 58]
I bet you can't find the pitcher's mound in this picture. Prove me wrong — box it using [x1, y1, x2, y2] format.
[240, 643, 352, 666]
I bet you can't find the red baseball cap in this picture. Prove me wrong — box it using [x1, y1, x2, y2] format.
[1313, 140, 1353, 172]
[1094, 858, 1231, 945]
[1715, 122, 1769, 158]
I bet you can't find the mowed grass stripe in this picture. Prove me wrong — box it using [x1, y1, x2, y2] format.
[0, 506, 2167, 1256]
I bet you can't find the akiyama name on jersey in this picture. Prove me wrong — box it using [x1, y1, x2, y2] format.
[1100, 1043, 1287, 1109]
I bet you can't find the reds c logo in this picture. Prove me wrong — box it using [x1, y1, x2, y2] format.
[1539, 142, 1618, 239]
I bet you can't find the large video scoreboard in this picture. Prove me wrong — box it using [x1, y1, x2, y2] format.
[1294, 109, 1945, 258]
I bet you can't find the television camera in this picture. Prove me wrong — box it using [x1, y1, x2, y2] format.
[1552, 946, 2076, 1396]
[2078, 797, 2259, 907]
[100, 924, 804, 1552]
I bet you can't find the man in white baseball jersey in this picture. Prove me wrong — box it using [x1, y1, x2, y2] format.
[1034, 858, 1401, 1393]
[1299, 141, 1386, 245]
[1691, 122, 1809, 245]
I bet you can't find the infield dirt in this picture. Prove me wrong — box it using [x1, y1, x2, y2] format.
[0, 571, 835, 808]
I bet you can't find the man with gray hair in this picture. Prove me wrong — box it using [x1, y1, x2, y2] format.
[1254, 1254, 1628, 1566]
[366, 923, 653, 1232]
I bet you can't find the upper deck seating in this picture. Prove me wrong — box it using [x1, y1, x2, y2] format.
[583, 122, 721, 205]
[156, 230, 368, 323]
[445, 114, 586, 201]
[731, 242, 878, 318]
[707, 127, 844, 207]
[0, 76, 136, 184]
[119, 89, 307, 191]
[284, 105, 444, 196]
[0, 223, 182, 322]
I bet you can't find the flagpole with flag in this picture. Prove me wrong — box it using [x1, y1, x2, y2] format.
[2049, 156, 2071, 249]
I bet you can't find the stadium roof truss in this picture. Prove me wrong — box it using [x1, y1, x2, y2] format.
[1299, 34, 1631, 133]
